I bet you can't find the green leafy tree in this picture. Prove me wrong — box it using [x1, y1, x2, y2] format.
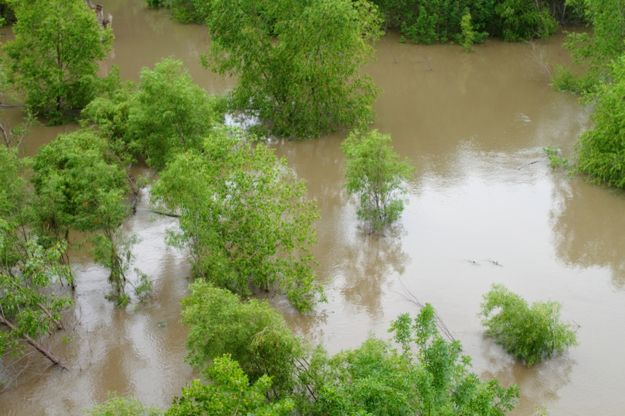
[205, 0, 382, 138]
[371, 0, 555, 44]
[481, 284, 577, 366]
[152, 128, 321, 311]
[181, 282, 303, 395]
[0, 146, 72, 367]
[342, 129, 413, 232]
[297, 304, 518, 415]
[32, 130, 133, 302]
[87, 395, 163, 416]
[167, 355, 295, 416]
[576, 55, 625, 188]
[4, 0, 113, 122]
[556, 0, 625, 93]
[82, 59, 220, 170]
[460, 11, 477, 51]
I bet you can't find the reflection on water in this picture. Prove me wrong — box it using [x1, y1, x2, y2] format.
[551, 176, 625, 286]
[3, 1, 625, 415]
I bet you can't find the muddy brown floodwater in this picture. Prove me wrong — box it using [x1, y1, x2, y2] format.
[2, 1, 625, 415]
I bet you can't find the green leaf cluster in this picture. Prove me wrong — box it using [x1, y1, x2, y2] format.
[556, 0, 625, 93]
[205, 0, 383, 138]
[82, 58, 221, 170]
[343, 129, 413, 233]
[152, 128, 322, 311]
[32, 130, 134, 300]
[4, 0, 113, 123]
[372, 0, 556, 44]
[167, 355, 295, 416]
[296, 304, 518, 415]
[181, 282, 302, 395]
[576, 55, 625, 188]
[481, 284, 577, 366]
[0, 146, 72, 360]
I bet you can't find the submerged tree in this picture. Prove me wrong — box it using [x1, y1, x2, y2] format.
[205, 0, 382, 138]
[342, 129, 413, 232]
[32, 130, 133, 303]
[481, 284, 577, 366]
[82, 59, 221, 170]
[4, 0, 113, 122]
[0, 146, 71, 367]
[152, 128, 322, 311]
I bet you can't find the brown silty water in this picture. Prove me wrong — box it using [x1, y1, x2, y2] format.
[2, 1, 625, 415]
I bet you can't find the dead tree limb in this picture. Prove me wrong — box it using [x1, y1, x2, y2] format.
[0, 315, 67, 370]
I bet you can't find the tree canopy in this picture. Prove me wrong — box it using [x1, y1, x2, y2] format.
[181, 282, 302, 396]
[32, 130, 133, 301]
[4, 0, 113, 122]
[82, 59, 221, 170]
[343, 129, 413, 232]
[205, 0, 382, 138]
[152, 128, 322, 311]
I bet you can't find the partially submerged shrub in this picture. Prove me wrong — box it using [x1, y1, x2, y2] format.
[481, 284, 577, 365]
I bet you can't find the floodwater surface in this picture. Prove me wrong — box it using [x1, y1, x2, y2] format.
[2, 1, 625, 415]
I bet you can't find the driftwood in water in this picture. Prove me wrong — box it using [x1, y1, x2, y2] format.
[0, 315, 67, 369]
[85, 0, 112, 28]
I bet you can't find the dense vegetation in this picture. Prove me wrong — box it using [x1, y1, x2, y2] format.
[205, 0, 383, 138]
[4, 0, 112, 122]
[88, 296, 519, 415]
[551, 0, 625, 189]
[481, 285, 577, 365]
[343, 129, 413, 232]
[3, 0, 612, 411]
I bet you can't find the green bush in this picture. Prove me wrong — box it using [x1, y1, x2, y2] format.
[576, 55, 625, 188]
[481, 284, 577, 366]
[371, 0, 557, 44]
[181, 282, 303, 395]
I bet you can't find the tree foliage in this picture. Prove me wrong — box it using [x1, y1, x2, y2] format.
[181, 282, 302, 395]
[372, 0, 557, 44]
[556, 0, 625, 93]
[0, 146, 71, 364]
[575, 55, 625, 188]
[481, 284, 577, 366]
[205, 0, 382, 138]
[152, 128, 321, 311]
[343, 129, 413, 232]
[297, 304, 518, 415]
[4, 0, 113, 122]
[82, 59, 220, 170]
[32, 130, 133, 301]
[167, 355, 295, 416]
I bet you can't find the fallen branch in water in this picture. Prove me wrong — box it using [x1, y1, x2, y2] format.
[0, 315, 67, 370]
[146, 209, 181, 218]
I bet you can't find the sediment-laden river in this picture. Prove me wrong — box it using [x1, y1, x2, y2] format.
[2, 1, 625, 415]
